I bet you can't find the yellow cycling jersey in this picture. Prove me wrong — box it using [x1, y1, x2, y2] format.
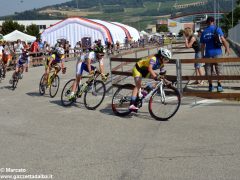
[48, 53, 65, 64]
[136, 55, 162, 70]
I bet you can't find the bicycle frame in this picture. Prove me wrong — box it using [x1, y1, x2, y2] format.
[77, 69, 100, 96]
[138, 79, 166, 107]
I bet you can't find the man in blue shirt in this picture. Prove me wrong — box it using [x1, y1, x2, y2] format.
[200, 16, 230, 92]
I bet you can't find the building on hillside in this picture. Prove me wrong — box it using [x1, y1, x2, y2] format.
[0, 20, 61, 33]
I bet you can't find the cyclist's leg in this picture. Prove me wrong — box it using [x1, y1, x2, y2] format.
[69, 61, 84, 99]
[54, 63, 61, 75]
[98, 57, 109, 81]
[129, 66, 142, 110]
[44, 59, 54, 84]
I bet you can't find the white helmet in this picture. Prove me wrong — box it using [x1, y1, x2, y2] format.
[56, 47, 65, 55]
[158, 48, 172, 59]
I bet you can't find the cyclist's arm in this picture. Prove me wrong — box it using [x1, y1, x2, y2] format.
[47, 57, 54, 73]
[148, 64, 157, 79]
[86, 58, 92, 74]
[60, 58, 65, 69]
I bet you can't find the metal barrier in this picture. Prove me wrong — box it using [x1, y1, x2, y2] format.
[110, 44, 240, 99]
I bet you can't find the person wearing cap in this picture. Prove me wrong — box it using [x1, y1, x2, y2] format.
[200, 16, 230, 92]
[184, 27, 204, 85]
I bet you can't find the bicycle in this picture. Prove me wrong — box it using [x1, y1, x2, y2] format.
[61, 69, 106, 110]
[39, 66, 63, 98]
[112, 76, 181, 121]
[11, 64, 24, 90]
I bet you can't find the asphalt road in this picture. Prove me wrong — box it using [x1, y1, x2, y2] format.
[0, 52, 240, 180]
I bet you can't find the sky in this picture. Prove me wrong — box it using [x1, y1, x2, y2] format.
[0, 0, 71, 16]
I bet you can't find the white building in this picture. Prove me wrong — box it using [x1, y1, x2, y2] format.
[0, 20, 61, 33]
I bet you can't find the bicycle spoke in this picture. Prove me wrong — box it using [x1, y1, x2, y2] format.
[84, 80, 106, 110]
[49, 75, 59, 98]
[112, 84, 134, 116]
[149, 86, 181, 121]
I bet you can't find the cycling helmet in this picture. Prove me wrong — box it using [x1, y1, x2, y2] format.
[94, 46, 104, 56]
[158, 48, 172, 59]
[56, 47, 65, 55]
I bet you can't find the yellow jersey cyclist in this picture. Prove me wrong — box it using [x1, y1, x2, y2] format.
[129, 48, 172, 111]
[44, 47, 66, 85]
[68, 48, 109, 100]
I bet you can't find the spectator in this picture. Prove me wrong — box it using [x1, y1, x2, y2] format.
[184, 27, 204, 85]
[14, 39, 24, 55]
[30, 39, 40, 57]
[200, 16, 230, 92]
[64, 41, 70, 57]
[74, 41, 82, 57]
[38, 39, 44, 51]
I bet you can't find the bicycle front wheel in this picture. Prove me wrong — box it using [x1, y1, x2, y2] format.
[12, 78, 18, 90]
[61, 79, 76, 106]
[112, 84, 134, 116]
[39, 74, 46, 95]
[49, 75, 60, 98]
[149, 85, 181, 121]
[84, 80, 106, 110]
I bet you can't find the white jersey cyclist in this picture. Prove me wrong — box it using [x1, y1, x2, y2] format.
[76, 51, 97, 75]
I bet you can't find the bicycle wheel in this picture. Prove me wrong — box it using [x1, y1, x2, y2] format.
[112, 84, 134, 116]
[39, 74, 46, 95]
[12, 77, 18, 90]
[84, 80, 106, 110]
[148, 85, 181, 121]
[61, 79, 76, 106]
[49, 75, 60, 98]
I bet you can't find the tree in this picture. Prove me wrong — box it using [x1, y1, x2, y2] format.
[0, 20, 25, 35]
[156, 24, 169, 32]
[26, 24, 39, 37]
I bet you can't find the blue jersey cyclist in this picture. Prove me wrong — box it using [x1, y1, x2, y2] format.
[129, 48, 172, 111]
[9, 49, 30, 84]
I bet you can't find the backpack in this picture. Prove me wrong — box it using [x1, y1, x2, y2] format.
[213, 26, 222, 48]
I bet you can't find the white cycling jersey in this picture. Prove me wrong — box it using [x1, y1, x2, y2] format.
[77, 51, 97, 63]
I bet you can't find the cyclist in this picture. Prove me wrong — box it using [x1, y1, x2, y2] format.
[129, 48, 172, 111]
[9, 49, 29, 84]
[68, 47, 108, 100]
[44, 47, 66, 86]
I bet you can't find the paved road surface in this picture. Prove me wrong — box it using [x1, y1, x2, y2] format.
[0, 51, 240, 180]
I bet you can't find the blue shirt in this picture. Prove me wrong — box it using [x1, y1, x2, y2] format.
[200, 25, 224, 58]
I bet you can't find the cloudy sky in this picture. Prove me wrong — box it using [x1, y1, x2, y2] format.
[0, 0, 71, 16]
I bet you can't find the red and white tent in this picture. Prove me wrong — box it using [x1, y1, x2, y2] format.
[41, 17, 140, 47]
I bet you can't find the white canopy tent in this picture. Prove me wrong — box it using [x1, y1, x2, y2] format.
[3, 30, 36, 42]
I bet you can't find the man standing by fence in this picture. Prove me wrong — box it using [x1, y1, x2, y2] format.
[200, 16, 230, 92]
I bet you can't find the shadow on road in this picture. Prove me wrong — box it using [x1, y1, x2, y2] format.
[0, 85, 14, 90]
[49, 99, 86, 109]
[99, 104, 154, 121]
[26, 92, 43, 97]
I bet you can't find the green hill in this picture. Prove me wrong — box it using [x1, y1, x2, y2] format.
[0, 0, 235, 30]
